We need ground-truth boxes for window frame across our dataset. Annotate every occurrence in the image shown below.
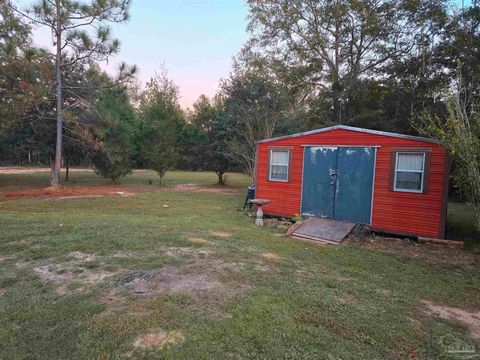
[393,151,426,193]
[268,148,291,182]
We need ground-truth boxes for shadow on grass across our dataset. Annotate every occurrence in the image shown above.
[446,202,479,250]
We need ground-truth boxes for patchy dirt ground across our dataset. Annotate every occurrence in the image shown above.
[261,252,282,262]
[0,167,92,174]
[23,245,256,318]
[107,247,252,317]
[133,329,184,350]
[163,247,215,257]
[187,237,214,245]
[27,251,114,295]
[0,180,237,200]
[172,183,239,195]
[422,300,480,340]
[360,236,480,268]
[115,266,223,295]
[0,185,140,200]
[1,168,478,358]
[209,231,232,238]
[0,255,13,262]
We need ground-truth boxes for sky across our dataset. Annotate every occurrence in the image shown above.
[20,0,250,109]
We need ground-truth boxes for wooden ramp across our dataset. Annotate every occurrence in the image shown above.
[289,217,356,245]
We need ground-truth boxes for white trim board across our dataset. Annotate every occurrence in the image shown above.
[257,125,440,145]
[301,145,382,148]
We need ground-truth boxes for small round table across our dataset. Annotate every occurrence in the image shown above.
[249,199,271,226]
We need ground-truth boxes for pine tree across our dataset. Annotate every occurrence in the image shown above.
[8,0,131,186]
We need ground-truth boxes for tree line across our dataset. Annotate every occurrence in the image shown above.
[0,0,479,223]
[0,0,238,185]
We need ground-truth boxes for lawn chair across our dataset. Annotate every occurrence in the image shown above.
[243,185,255,210]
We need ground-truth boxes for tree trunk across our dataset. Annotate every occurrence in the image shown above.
[333,0,342,124]
[217,171,225,185]
[332,80,343,124]
[159,170,166,186]
[65,158,69,181]
[51,0,63,187]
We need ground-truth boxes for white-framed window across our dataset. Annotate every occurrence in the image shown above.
[269,149,290,182]
[394,152,426,192]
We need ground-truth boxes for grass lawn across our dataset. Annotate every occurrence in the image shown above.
[0,169,479,359]
[446,201,480,249]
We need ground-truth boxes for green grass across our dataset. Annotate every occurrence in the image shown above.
[0,168,248,191]
[0,169,479,359]
[446,202,480,248]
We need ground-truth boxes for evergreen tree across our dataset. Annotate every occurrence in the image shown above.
[138,72,185,185]
[92,83,136,183]
[190,95,235,184]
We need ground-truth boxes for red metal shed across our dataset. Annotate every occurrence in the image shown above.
[255,125,450,239]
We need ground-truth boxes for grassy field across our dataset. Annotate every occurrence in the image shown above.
[0,169,479,359]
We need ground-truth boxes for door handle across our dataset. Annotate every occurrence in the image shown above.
[329,169,337,185]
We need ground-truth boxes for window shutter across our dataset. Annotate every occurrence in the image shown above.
[422,151,431,194]
[389,151,397,191]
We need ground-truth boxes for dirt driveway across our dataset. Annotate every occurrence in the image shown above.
[0,167,93,174]
[0,185,140,200]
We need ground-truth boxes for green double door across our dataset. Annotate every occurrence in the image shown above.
[301,146,375,224]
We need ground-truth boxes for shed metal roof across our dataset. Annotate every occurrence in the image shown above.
[256,125,440,144]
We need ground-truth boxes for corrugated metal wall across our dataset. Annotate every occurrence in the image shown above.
[256,128,448,238]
